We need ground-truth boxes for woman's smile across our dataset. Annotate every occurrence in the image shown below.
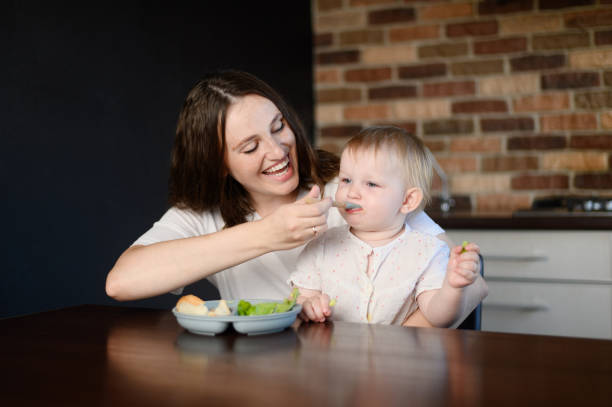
[263,156,291,177]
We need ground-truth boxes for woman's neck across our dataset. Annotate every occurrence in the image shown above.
[252,189,300,218]
[351,224,406,248]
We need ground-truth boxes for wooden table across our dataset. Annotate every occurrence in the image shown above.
[1,305,611,406]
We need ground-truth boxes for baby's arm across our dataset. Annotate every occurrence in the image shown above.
[417,243,481,327]
[295,287,331,323]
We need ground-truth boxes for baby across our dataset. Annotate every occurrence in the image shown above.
[289,126,482,327]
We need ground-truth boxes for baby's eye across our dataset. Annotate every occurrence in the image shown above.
[243,141,259,154]
[366,181,378,188]
[341,177,351,184]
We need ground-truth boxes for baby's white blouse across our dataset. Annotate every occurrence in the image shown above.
[131,180,445,301]
[288,224,449,325]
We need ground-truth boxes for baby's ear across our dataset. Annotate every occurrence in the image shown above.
[400,187,423,214]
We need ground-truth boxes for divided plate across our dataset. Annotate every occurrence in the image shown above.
[172,299,301,336]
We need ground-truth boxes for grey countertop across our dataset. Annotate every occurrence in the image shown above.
[430,210,612,230]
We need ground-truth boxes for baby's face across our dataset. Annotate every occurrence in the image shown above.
[336,147,409,233]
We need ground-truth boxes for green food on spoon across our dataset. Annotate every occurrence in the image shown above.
[460,240,469,253]
[237,288,299,316]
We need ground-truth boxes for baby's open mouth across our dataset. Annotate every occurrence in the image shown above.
[263,156,290,176]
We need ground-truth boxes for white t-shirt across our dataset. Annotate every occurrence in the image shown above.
[288,224,448,325]
[132,180,445,300]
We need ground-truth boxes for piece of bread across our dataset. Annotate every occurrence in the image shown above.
[176,294,209,316]
[208,299,231,317]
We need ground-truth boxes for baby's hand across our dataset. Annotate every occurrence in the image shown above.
[446,242,481,289]
[298,292,332,323]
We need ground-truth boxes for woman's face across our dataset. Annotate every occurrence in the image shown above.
[224,94,299,205]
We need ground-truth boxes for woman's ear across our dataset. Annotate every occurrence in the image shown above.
[400,187,423,214]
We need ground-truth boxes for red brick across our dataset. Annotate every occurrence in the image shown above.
[479,0,534,15]
[476,194,531,213]
[511,174,569,190]
[451,59,504,76]
[542,72,600,89]
[317,88,362,103]
[508,135,567,150]
[513,93,570,112]
[423,119,474,135]
[390,25,439,42]
[452,100,507,114]
[574,173,612,189]
[539,0,595,10]
[315,33,334,47]
[575,91,612,109]
[436,156,477,172]
[510,54,565,71]
[339,30,384,46]
[398,63,446,79]
[392,121,417,135]
[316,50,360,65]
[423,81,475,98]
[447,20,498,37]
[482,156,539,172]
[419,43,469,59]
[368,85,417,100]
[423,139,446,152]
[481,118,534,132]
[344,104,391,120]
[565,9,612,28]
[449,137,502,153]
[420,3,473,20]
[316,69,340,83]
[318,0,343,11]
[350,0,396,5]
[540,113,597,131]
[570,134,612,149]
[345,67,392,82]
[474,37,527,55]
[533,33,590,50]
[595,30,612,46]
[320,125,362,139]
[369,8,415,25]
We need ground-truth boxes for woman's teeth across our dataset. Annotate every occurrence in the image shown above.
[263,158,290,176]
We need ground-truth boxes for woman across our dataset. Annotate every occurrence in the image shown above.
[106,70,486,326]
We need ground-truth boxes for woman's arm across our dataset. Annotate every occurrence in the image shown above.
[107,220,271,301]
[106,189,332,301]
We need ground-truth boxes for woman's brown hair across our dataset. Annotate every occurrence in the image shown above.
[169,70,338,227]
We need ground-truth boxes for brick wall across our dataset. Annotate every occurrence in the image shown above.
[312,0,612,213]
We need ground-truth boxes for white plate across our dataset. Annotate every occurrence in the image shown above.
[172,299,301,336]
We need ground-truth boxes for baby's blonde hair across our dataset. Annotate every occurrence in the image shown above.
[343,126,434,210]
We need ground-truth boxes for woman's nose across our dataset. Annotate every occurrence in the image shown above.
[263,134,286,159]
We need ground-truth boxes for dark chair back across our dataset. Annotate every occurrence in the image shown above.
[457,253,484,331]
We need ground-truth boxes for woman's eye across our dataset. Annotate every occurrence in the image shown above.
[272,119,285,133]
[243,142,258,154]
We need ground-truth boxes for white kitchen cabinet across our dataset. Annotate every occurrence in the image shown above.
[447,230,612,339]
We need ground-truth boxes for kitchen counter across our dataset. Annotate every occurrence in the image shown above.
[430,210,612,230]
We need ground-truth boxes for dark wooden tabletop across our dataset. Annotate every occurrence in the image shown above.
[2,305,611,406]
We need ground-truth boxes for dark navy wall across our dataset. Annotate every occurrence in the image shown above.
[1,1,313,317]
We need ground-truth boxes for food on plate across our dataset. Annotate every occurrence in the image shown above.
[175,295,231,316]
[176,294,209,316]
[208,299,231,316]
[237,288,299,316]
